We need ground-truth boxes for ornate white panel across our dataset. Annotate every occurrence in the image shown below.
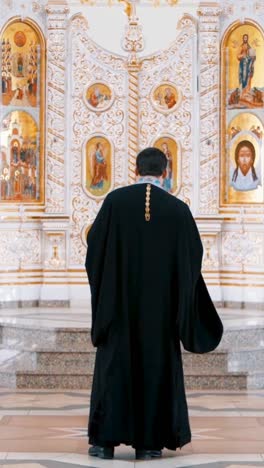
[0,229,41,267]
[69,14,127,266]
[221,230,264,267]
[201,234,220,270]
[43,231,67,270]
[138,18,197,206]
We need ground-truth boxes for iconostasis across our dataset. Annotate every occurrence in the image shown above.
[0,0,264,306]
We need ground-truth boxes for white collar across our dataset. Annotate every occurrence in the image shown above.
[135,175,166,191]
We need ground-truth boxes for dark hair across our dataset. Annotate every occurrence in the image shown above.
[136,147,167,176]
[232,140,257,182]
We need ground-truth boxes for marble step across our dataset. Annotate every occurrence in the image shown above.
[0,347,96,373]
[183,351,228,372]
[0,370,93,389]
[2,345,264,376]
[228,348,264,372]
[218,327,264,350]
[0,348,36,371]
[1,324,263,390]
[184,372,248,390]
[0,369,249,390]
[247,371,264,389]
[0,325,91,351]
[2,324,264,352]
[0,346,229,373]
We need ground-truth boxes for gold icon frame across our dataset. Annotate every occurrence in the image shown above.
[0,17,46,207]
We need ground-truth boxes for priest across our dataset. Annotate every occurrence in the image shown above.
[85,147,223,460]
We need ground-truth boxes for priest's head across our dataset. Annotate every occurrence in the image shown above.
[136,147,167,177]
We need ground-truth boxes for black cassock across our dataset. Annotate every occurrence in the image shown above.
[85,183,223,451]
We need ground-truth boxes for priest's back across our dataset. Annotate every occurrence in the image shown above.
[86,181,223,452]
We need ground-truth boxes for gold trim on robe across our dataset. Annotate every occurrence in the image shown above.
[145,183,151,221]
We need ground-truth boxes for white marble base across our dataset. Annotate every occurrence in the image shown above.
[69,285,91,305]
[0,285,40,303]
[40,285,70,301]
[1,282,264,309]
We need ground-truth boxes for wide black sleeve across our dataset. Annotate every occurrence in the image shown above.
[85,195,115,347]
[177,205,223,353]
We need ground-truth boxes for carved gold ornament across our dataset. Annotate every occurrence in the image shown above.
[80,0,179,6]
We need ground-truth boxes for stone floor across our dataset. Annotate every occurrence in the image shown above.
[0,307,263,466]
[0,388,263,466]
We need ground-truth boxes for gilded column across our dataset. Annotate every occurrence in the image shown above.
[121,3,144,184]
[127,65,140,183]
[45,0,69,213]
[197,3,221,215]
